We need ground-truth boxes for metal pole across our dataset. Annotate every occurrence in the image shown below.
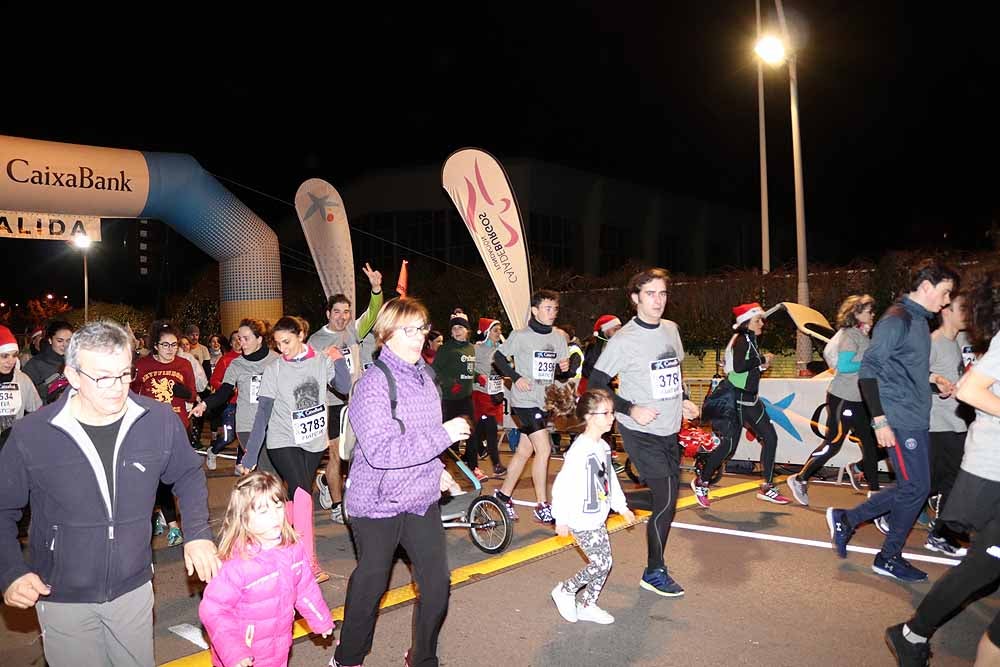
[757,0,770,275]
[775,0,811,371]
[83,251,89,323]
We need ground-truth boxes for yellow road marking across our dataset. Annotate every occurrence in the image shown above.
[160,476,774,666]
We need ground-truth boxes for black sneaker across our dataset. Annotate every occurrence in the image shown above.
[873,554,928,582]
[884,623,930,666]
[826,508,854,558]
[493,463,508,477]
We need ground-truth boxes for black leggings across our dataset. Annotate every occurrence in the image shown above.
[799,395,881,488]
[442,397,473,458]
[335,505,450,666]
[910,512,1000,641]
[645,474,679,571]
[701,395,778,485]
[267,447,325,500]
[470,414,501,469]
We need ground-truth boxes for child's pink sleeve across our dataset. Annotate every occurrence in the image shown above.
[199,561,251,667]
[292,542,334,635]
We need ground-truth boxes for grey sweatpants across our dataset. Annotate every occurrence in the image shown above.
[560,526,613,607]
[36,581,154,667]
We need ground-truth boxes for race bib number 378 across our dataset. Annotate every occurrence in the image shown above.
[292,404,326,445]
[650,358,681,401]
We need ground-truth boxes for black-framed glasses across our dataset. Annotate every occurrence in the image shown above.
[156,342,179,349]
[76,367,137,389]
[398,324,432,337]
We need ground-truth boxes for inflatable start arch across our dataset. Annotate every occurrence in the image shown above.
[0,135,282,333]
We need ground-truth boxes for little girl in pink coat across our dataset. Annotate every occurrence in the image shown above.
[200,472,334,667]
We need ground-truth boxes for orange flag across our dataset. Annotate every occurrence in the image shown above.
[396,259,409,297]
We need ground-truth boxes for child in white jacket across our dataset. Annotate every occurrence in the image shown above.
[550,389,635,625]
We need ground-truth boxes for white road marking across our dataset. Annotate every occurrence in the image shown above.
[168,623,209,649]
[671,521,961,567]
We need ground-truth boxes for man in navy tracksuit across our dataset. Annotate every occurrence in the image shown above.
[827,262,959,582]
[0,321,219,666]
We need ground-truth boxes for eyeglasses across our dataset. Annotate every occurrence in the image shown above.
[75,367,137,389]
[398,324,432,337]
[157,342,179,349]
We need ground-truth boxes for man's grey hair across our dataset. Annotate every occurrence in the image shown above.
[65,321,134,369]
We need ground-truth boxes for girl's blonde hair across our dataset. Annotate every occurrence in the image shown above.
[373,297,431,350]
[217,471,298,560]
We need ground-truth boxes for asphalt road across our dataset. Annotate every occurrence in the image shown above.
[1,450,996,666]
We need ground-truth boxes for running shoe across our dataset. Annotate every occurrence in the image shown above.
[756,484,790,505]
[639,567,685,597]
[330,504,346,525]
[612,461,626,475]
[551,584,578,622]
[690,477,711,509]
[576,604,614,624]
[837,461,864,491]
[826,508,854,558]
[924,534,967,557]
[493,463,507,477]
[874,514,891,536]
[884,623,931,667]
[787,473,809,506]
[316,472,333,510]
[473,467,489,482]
[873,554,928,582]
[205,451,217,471]
[234,464,246,477]
[533,502,555,524]
[494,490,518,521]
[153,510,166,536]
[166,526,184,547]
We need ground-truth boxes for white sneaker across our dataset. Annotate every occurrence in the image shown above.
[330,504,346,525]
[205,451,217,471]
[576,603,614,624]
[551,584,577,622]
[317,472,333,510]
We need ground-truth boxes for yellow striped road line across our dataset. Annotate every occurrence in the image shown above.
[160,476,775,666]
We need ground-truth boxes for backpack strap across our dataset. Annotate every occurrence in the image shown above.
[372,358,405,434]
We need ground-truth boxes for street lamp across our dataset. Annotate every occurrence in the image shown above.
[73,235,92,322]
[755,0,812,372]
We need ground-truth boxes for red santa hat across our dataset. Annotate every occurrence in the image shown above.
[0,325,18,354]
[593,314,622,336]
[732,302,766,329]
[477,317,501,336]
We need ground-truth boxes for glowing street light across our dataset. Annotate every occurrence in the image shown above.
[46,294,53,300]
[754,35,786,65]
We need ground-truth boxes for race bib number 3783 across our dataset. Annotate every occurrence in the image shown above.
[292,404,326,445]
[650,358,681,401]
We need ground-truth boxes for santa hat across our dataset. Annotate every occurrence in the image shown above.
[593,315,621,336]
[477,317,501,336]
[732,302,766,329]
[29,328,44,341]
[0,325,18,354]
[448,313,470,330]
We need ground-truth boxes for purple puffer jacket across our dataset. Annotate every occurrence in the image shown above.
[345,345,452,518]
[199,540,333,667]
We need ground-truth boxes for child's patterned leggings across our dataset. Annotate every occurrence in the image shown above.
[560,526,612,607]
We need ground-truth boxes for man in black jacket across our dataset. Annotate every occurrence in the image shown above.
[0,320,219,666]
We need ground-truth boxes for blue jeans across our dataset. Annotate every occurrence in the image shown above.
[845,428,930,559]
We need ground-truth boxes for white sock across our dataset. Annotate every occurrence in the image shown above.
[902,624,928,644]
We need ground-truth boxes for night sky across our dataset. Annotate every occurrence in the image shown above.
[3,2,998,306]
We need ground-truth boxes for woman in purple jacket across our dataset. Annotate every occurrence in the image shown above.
[333,298,470,667]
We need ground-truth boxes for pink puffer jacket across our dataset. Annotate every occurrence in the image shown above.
[199,540,333,667]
